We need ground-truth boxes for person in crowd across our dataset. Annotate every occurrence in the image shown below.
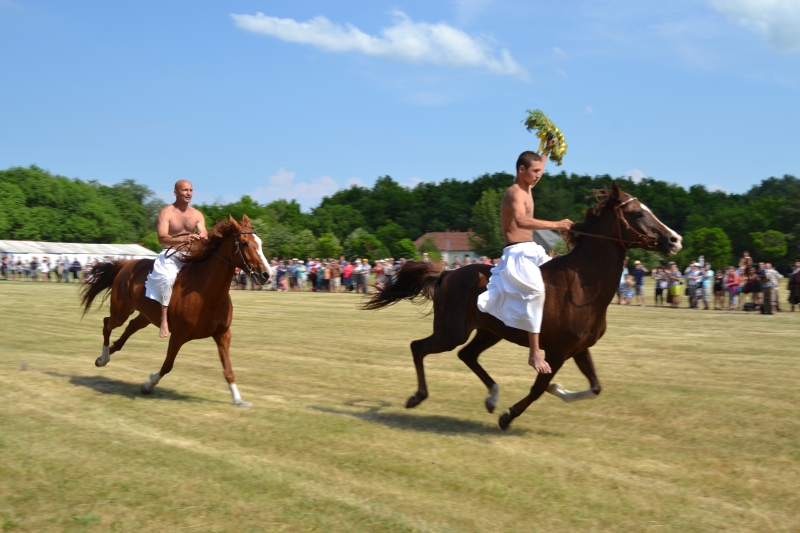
[29,257,39,282]
[462,255,472,267]
[70,257,82,282]
[725,266,740,311]
[361,258,372,293]
[622,274,635,305]
[296,260,307,291]
[631,260,649,306]
[756,262,773,315]
[62,256,71,282]
[653,267,668,306]
[274,261,287,292]
[788,262,800,311]
[701,262,714,310]
[617,256,630,305]
[39,256,51,282]
[288,259,297,291]
[668,262,683,308]
[343,260,353,291]
[686,262,702,309]
[321,260,331,292]
[330,259,342,293]
[765,263,783,312]
[452,256,462,269]
[1,255,8,280]
[713,268,726,310]
[422,252,430,263]
[307,260,318,292]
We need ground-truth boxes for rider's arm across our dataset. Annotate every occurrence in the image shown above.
[510,191,572,232]
[194,211,209,241]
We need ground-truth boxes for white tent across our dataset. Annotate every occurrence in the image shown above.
[0,240,156,267]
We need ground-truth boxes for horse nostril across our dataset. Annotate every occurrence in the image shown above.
[669,237,678,243]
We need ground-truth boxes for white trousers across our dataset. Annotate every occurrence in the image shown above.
[145,249,185,306]
[477,242,550,333]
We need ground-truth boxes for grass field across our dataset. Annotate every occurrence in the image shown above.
[1,281,799,532]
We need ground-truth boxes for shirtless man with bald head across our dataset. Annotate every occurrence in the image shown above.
[145,180,208,337]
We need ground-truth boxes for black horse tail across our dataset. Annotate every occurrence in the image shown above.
[361,261,447,311]
[79,261,125,316]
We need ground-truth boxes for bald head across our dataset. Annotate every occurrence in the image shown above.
[173,180,194,206]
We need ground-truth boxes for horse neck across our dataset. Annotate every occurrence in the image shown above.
[189,236,237,295]
[570,212,628,297]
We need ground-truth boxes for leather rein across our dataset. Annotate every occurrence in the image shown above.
[164,230,261,279]
[566,197,658,251]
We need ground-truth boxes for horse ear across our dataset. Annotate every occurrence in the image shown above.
[611,180,623,199]
[242,214,252,228]
[229,215,242,231]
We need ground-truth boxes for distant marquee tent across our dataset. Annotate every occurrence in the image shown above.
[0,240,157,264]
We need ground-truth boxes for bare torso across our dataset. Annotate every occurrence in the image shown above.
[501,184,535,245]
[157,204,207,248]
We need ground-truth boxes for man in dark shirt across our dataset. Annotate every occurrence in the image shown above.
[632,260,649,306]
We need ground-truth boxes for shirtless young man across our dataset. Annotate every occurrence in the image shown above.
[477,151,573,374]
[145,180,207,337]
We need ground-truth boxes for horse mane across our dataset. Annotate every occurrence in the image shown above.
[563,189,616,248]
[180,217,251,265]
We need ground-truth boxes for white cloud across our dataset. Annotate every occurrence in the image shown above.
[553,46,568,59]
[708,183,731,193]
[231,11,526,77]
[624,169,645,183]
[707,0,800,51]
[248,167,340,207]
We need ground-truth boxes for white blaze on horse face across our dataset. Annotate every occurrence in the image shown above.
[252,234,270,273]
[640,202,682,252]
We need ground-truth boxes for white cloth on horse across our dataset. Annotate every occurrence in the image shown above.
[145,248,185,306]
[477,241,551,333]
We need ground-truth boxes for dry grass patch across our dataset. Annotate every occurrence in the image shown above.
[0,282,798,532]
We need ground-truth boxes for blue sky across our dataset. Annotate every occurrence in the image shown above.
[1,0,798,208]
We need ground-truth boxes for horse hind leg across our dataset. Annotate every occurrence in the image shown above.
[109,313,150,356]
[141,335,184,395]
[406,334,462,409]
[499,356,564,430]
[456,329,502,413]
[547,349,602,403]
[96,315,125,367]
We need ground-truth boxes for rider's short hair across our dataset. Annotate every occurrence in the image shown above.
[516,151,543,172]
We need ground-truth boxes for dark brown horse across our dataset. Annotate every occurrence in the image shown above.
[80,215,272,406]
[363,182,682,429]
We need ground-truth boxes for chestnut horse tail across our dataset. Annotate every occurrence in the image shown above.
[361,261,446,311]
[80,261,126,316]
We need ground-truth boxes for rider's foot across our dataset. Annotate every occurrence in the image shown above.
[159,320,170,338]
[528,349,552,374]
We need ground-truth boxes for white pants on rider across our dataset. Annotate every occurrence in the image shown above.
[477,241,550,333]
[145,249,185,306]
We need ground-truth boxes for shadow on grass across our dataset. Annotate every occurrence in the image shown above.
[43,371,212,403]
[308,399,531,435]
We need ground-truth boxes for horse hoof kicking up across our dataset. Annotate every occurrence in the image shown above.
[233,399,253,408]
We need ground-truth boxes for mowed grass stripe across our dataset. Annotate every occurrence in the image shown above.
[1,282,798,532]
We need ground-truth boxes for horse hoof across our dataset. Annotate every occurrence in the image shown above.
[405,394,425,409]
[498,411,512,431]
[141,383,153,395]
[485,397,496,414]
[233,399,252,408]
[95,357,107,367]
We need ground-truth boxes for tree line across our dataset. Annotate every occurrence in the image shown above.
[2,165,798,271]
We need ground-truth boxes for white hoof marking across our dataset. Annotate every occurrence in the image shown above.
[485,383,500,411]
[546,383,598,403]
[95,345,111,367]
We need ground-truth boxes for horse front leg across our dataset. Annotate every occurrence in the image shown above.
[213,328,250,407]
[141,335,184,395]
[498,357,564,430]
[547,349,602,403]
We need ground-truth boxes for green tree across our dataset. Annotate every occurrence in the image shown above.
[684,228,733,269]
[316,233,343,259]
[394,238,418,259]
[417,237,441,262]
[291,229,317,259]
[350,232,385,261]
[469,189,504,259]
[750,230,787,262]
[141,231,161,253]
[375,221,408,257]
[262,225,293,258]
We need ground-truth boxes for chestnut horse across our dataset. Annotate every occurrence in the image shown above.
[80,215,272,406]
[363,182,682,429]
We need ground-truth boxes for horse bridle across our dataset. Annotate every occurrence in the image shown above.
[567,197,658,250]
[213,230,260,279]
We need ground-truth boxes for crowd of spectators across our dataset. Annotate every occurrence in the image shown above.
[616,252,800,314]
[0,255,97,283]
